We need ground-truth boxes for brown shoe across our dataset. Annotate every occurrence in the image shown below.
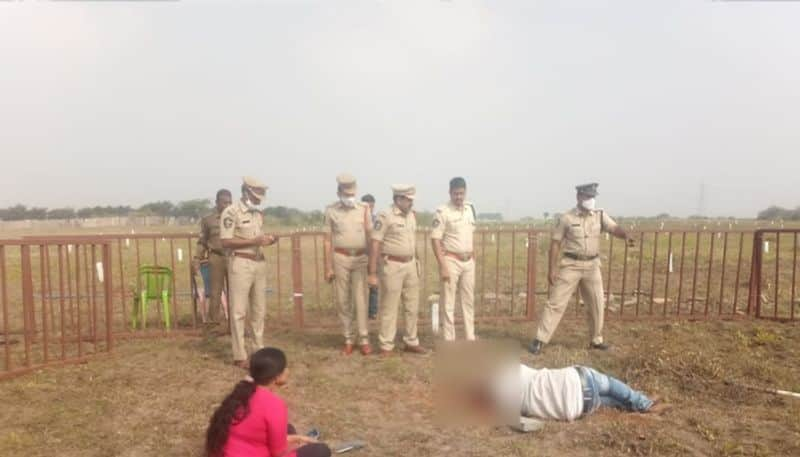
[233,360,249,370]
[342,343,354,355]
[403,344,427,355]
[360,344,372,356]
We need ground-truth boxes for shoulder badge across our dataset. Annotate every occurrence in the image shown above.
[374,219,383,231]
[432,218,441,228]
[223,217,234,229]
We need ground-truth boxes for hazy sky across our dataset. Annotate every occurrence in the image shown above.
[1,0,799,219]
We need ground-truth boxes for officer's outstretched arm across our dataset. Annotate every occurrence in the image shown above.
[431,239,449,281]
[611,225,630,240]
[367,240,382,287]
[323,235,334,281]
[368,240,382,275]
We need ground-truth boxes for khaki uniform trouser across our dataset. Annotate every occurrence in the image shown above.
[536,258,605,345]
[333,252,369,345]
[440,256,476,341]
[207,253,228,323]
[228,256,267,361]
[378,258,420,351]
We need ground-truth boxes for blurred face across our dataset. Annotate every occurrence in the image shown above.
[216,194,232,213]
[274,367,289,387]
[246,187,265,205]
[395,195,413,213]
[337,188,357,199]
[450,187,466,208]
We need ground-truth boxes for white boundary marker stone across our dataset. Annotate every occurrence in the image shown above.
[431,302,439,334]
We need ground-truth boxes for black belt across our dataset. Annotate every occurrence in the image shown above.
[384,255,414,263]
[233,252,264,261]
[564,252,598,261]
[574,366,593,415]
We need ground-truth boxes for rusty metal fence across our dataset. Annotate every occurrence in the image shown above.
[2,228,798,380]
[749,229,800,321]
[0,238,114,380]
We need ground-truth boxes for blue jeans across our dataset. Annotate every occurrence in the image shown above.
[578,366,653,413]
[199,263,211,298]
[368,287,379,318]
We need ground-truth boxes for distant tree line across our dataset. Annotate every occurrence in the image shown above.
[0,201,213,221]
[1,201,433,227]
[757,206,800,221]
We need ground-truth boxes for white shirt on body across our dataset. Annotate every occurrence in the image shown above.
[493,364,584,422]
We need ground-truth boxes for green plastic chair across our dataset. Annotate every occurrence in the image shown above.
[131,265,173,330]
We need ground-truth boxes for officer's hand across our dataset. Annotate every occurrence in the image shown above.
[548,270,558,286]
[260,235,276,246]
[439,266,450,282]
[367,274,378,288]
[325,270,335,283]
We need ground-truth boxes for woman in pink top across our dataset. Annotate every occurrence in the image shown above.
[206,348,331,457]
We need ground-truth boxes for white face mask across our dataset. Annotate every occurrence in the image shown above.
[244,198,262,211]
[580,198,596,211]
[340,196,357,208]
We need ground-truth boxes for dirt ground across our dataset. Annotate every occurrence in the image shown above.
[1,317,799,457]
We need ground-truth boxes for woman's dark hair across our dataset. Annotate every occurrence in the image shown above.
[205,348,288,457]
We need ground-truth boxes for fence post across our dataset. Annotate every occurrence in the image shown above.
[525,232,538,320]
[21,245,34,366]
[291,234,305,328]
[748,231,763,317]
[103,243,114,352]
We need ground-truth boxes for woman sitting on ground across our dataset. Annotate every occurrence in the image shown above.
[205,347,331,457]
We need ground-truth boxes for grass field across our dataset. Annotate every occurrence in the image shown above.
[1,318,799,456]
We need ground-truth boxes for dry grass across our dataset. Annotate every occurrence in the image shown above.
[1,317,799,457]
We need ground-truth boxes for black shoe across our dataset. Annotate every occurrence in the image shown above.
[589,342,610,351]
[527,339,544,355]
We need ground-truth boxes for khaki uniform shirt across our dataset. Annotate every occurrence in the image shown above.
[371,205,417,257]
[219,199,265,256]
[323,201,371,250]
[196,211,224,259]
[553,207,618,257]
[430,201,476,254]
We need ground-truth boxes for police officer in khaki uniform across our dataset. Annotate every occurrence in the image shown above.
[529,183,632,355]
[323,174,373,356]
[193,189,232,332]
[220,177,277,369]
[367,185,426,356]
[431,177,477,341]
